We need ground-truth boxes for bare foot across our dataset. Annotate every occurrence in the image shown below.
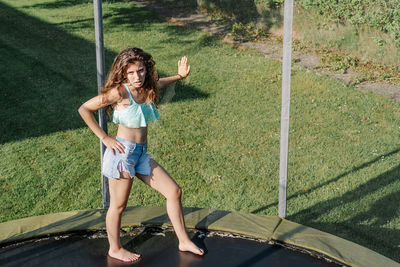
[179,241,204,256]
[108,248,141,262]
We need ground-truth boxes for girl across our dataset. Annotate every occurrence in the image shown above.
[78,47,204,262]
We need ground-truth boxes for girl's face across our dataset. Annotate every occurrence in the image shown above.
[125,61,146,89]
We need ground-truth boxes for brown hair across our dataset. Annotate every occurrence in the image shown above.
[101,47,159,117]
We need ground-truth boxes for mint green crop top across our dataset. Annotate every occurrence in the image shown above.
[112,82,160,128]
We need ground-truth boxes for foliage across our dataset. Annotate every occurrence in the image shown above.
[197,0,259,22]
[231,22,268,42]
[320,53,359,74]
[300,0,400,46]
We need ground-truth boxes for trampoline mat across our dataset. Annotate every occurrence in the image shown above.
[0,227,341,267]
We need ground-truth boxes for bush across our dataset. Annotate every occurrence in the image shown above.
[300,0,400,46]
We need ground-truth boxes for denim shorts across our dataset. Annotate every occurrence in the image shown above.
[102,137,151,178]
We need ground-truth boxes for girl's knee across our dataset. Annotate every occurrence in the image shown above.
[108,204,127,214]
[167,185,182,200]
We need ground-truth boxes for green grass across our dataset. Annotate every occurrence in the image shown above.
[0,0,399,262]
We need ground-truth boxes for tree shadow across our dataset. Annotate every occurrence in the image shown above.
[153,0,283,30]
[25,0,128,9]
[182,0,260,23]
[0,2,208,144]
[0,2,100,144]
[105,5,162,29]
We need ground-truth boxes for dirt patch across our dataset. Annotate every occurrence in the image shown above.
[240,42,282,60]
[132,0,400,102]
[357,82,400,101]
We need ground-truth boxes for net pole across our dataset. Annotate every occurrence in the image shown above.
[93,0,109,209]
[279,0,294,218]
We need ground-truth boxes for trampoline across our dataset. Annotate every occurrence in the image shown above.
[0,207,398,267]
[1,2,399,267]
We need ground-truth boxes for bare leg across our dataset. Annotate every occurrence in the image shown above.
[136,158,204,255]
[106,174,141,262]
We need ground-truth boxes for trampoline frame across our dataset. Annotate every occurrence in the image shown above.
[0,207,398,267]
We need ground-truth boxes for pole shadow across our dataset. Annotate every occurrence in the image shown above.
[288,163,400,262]
[252,147,400,214]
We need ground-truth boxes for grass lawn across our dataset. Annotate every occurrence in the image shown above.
[0,0,399,262]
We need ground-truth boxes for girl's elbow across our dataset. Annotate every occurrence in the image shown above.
[78,105,89,117]
[78,105,84,114]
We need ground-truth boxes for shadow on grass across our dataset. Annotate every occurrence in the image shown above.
[0,2,208,144]
[252,147,400,261]
[154,0,259,23]
[252,147,400,214]
[152,0,283,29]
[287,162,400,262]
[24,0,127,9]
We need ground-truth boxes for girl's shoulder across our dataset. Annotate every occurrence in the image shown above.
[108,84,132,108]
[106,84,126,102]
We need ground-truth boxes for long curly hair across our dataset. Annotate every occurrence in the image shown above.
[101,47,159,117]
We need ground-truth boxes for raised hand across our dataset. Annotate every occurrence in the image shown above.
[178,56,191,79]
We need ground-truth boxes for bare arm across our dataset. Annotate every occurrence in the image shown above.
[78,88,125,154]
[158,56,191,89]
[78,95,109,140]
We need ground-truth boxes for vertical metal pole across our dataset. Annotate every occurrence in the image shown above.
[93,0,109,209]
[279,0,294,218]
